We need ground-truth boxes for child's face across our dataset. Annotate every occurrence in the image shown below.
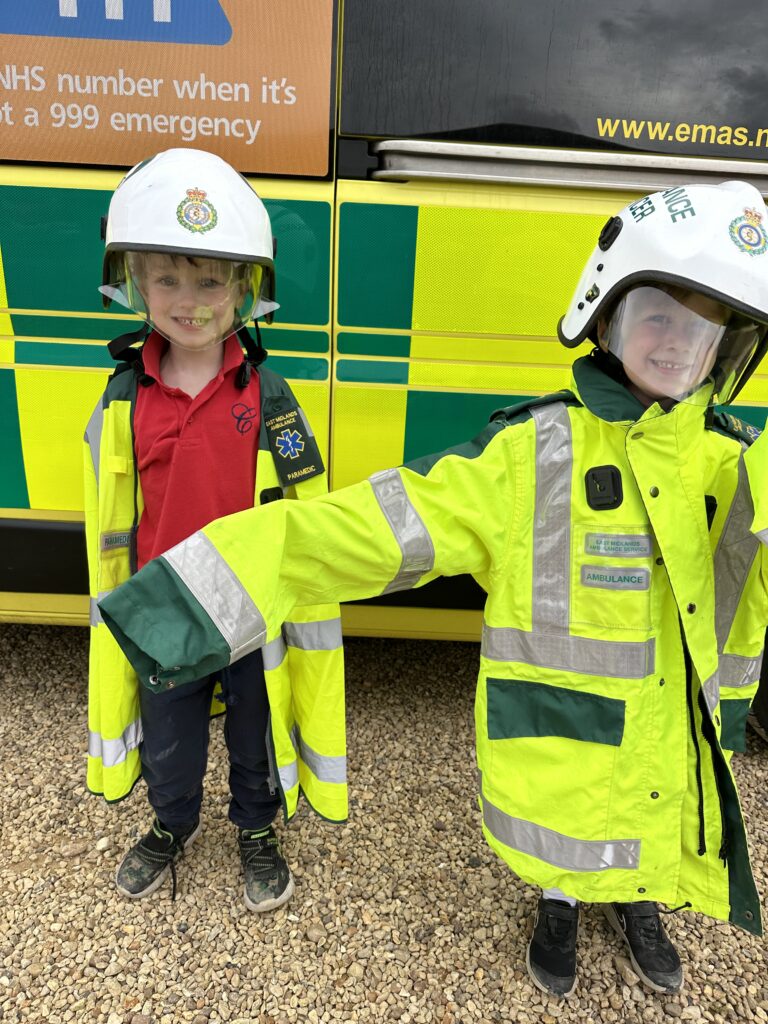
[599,286,729,404]
[137,253,244,351]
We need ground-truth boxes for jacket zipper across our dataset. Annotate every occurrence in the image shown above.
[681,623,707,856]
[697,688,730,865]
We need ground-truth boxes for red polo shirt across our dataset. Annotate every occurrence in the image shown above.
[134,332,260,569]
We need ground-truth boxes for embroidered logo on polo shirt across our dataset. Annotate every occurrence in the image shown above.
[231,403,257,435]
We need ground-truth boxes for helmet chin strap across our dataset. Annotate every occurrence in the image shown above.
[235,322,268,388]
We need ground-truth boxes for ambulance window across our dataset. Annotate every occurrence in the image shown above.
[341,0,766,160]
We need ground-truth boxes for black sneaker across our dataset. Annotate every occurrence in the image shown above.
[238,825,295,912]
[526,897,579,998]
[603,902,683,993]
[115,818,200,900]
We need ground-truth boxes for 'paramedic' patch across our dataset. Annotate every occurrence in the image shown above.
[581,565,650,590]
[264,404,324,486]
[100,530,132,552]
[584,533,652,557]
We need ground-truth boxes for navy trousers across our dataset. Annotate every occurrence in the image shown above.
[138,648,281,833]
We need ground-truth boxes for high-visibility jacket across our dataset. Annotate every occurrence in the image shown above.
[99,355,767,934]
[84,357,347,822]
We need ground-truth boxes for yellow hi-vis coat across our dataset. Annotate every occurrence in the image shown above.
[84,359,347,822]
[100,356,767,933]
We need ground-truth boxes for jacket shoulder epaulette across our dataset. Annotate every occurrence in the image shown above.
[257,363,293,399]
[405,392,581,478]
[710,410,762,447]
[102,360,139,405]
[490,389,582,428]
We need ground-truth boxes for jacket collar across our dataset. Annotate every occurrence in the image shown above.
[570,353,710,429]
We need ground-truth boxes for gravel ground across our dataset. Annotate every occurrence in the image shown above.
[1,623,767,1024]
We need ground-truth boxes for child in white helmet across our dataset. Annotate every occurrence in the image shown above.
[99,180,768,995]
[84,148,346,909]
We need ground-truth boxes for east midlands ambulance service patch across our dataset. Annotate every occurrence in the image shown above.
[177,187,218,233]
[729,207,768,256]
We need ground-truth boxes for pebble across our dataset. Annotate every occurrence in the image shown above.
[1,628,767,1024]
[613,955,639,987]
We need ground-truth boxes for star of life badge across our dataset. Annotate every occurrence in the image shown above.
[177,187,218,234]
[264,396,324,486]
[729,207,768,256]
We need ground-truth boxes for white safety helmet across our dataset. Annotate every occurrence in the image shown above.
[100,148,278,346]
[558,180,768,405]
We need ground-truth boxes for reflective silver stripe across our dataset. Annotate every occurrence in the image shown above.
[84,401,104,485]
[297,406,315,437]
[482,793,640,872]
[89,589,114,627]
[88,718,142,769]
[720,652,762,689]
[262,634,287,671]
[369,468,435,594]
[263,620,342,670]
[483,403,655,679]
[284,618,343,651]
[710,455,760,710]
[755,527,768,547]
[162,532,267,661]
[531,405,572,634]
[293,725,347,785]
[482,624,655,680]
[278,761,299,792]
[702,673,719,716]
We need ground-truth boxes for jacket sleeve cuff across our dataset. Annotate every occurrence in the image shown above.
[98,557,232,692]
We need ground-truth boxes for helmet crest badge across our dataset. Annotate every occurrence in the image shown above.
[176,187,218,233]
[729,207,768,256]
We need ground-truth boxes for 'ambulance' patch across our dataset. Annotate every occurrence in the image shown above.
[584,533,652,557]
[264,402,324,486]
[581,565,650,590]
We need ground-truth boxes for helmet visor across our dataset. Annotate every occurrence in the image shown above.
[100,251,278,349]
[601,285,764,406]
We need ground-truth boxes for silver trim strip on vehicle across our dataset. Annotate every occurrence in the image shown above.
[372,140,768,194]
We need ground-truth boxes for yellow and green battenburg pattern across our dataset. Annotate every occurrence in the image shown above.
[0,168,334,514]
[331,179,768,490]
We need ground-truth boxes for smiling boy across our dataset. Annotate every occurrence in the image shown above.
[84,148,346,908]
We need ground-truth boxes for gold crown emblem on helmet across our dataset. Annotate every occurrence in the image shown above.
[185,187,207,202]
[743,207,763,226]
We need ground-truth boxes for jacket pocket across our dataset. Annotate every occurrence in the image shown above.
[487,678,625,746]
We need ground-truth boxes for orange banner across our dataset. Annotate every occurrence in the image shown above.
[0,0,334,176]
